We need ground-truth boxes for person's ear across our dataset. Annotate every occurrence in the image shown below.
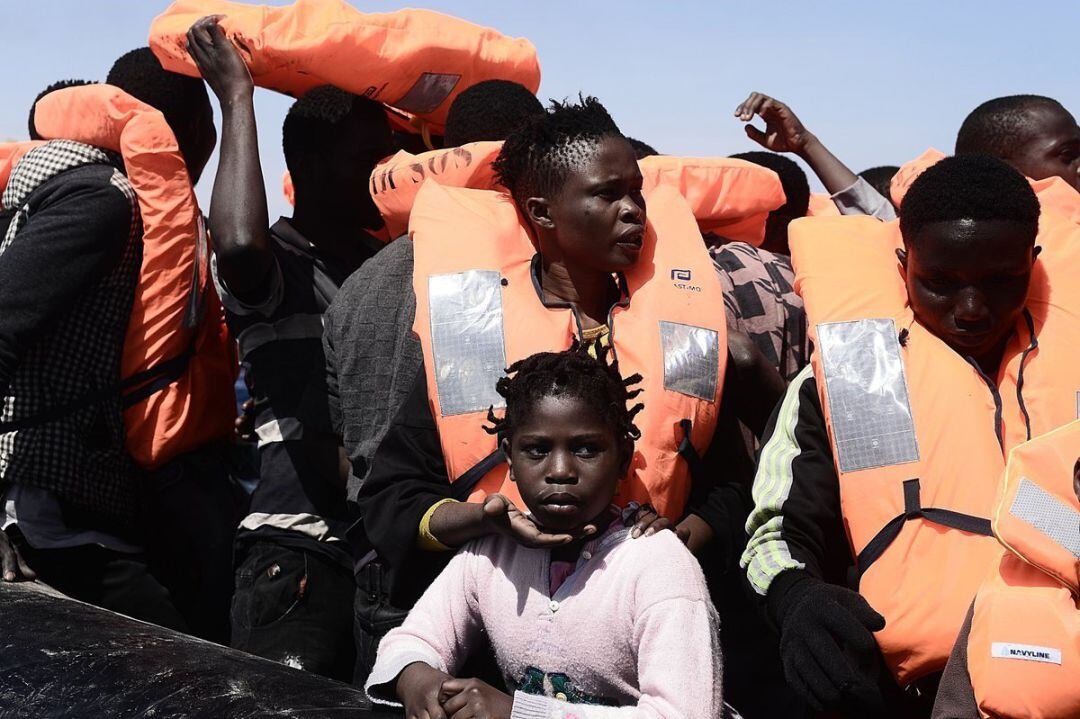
[501,436,514,482]
[895,246,908,267]
[1033,244,1043,261]
[525,196,555,232]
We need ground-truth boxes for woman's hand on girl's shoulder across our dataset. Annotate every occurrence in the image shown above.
[396,662,453,719]
[439,678,513,719]
[481,494,596,548]
[628,503,696,545]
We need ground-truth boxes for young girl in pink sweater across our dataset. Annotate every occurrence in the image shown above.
[365,346,725,718]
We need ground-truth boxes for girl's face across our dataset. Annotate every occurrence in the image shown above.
[527,136,646,274]
[503,394,629,533]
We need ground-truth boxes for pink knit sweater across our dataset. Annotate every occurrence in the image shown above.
[366,525,724,718]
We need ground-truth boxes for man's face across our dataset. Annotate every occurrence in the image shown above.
[296,105,393,222]
[901,218,1037,369]
[534,136,647,274]
[1009,104,1080,192]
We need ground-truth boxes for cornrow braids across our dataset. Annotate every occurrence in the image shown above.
[492,95,626,209]
[484,341,644,456]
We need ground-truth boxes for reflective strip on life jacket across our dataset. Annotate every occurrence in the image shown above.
[370,141,786,245]
[149,0,541,135]
[968,421,1080,719]
[410,181,726,519]
[33,84,236,469]
[993,420,1080,594]
[789,213,1079,685]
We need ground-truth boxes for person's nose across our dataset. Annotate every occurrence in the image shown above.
[545,450,578,484]
[619,194,645,225]
[953,287,990,327]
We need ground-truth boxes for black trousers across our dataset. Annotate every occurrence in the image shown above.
[144,441,248,645]
[230,540,357,682]
[10,529,188,632]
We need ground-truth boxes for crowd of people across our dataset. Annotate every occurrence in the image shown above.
[1,4,1078,719]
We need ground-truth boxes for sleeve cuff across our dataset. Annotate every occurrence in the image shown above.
[417,498,460,551]
[210,251,283,317]
[511,691,557,719]
[765,568,813,630]
[364,652,445,706]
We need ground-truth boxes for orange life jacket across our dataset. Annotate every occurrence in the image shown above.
[149,0,541,136]
[967,420,1080,719]
[410,181,726,519]
[806,192,841,217]
[789,214,1080,685]
[33,84,237,469]
[371,141,785,244]
[891,148,1080,226]
[0,142,45,205]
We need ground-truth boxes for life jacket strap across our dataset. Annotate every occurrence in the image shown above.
[855,478,992,583]
[449,447,507,502]
[0,343,195,434]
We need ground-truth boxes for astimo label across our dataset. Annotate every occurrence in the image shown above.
[991,642,1062,665]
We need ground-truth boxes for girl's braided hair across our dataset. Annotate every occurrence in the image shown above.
[485,341,644,453]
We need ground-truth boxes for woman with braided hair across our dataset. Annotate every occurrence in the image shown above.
[354,96,775,710]
[366,345,726,718]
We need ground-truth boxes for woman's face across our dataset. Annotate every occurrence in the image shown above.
[503,394,628,533]
[529,136,646,274]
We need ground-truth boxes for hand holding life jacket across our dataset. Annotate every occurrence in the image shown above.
[33,84,236,469]
[149,0,541,136]
[410,181,726,519]
[788,214,1079,685]
[968,421,1080,719]
[368,141,785,244]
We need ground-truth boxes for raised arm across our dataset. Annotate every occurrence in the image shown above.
[187,15,273,300]
[734,91,859,195]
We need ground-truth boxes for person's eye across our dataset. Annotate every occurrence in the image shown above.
[522,444,548,459]
[986,275,1027,289]
[574,444,602,458]
[922,277,956,293]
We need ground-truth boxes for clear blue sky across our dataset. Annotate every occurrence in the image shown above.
[3,1,1079,220]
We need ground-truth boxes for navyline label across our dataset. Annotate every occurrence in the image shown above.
[991,642,1062,665]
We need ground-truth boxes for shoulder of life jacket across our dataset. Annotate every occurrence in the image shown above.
[149,0,541,137]
[806,192,841,217]
[892,147,1080,227]
[367,141,786,245]
[787,214,1080,686]
[32,84,236,469]
[408,180,727,520]
[968,420,1080,719]
[0,142,46,207]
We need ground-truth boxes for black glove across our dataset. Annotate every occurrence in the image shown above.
[769,570,888,713]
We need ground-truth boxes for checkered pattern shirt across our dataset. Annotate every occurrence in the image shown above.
[0,140,141,525]
[710,242,809,380]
